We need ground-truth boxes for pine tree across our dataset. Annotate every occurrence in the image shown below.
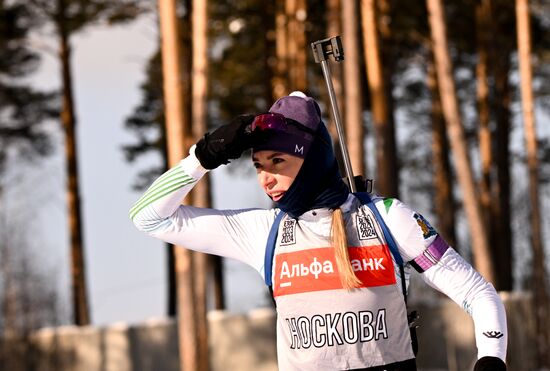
[29,0,147,325]
[0,1,57,172]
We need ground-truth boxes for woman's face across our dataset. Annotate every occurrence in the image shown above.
[252,150,304,202]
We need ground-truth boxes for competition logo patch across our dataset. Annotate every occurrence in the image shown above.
[413,213,436,239]
[273,245,396,296]
[280,219,297,246]
[356,214,378,240]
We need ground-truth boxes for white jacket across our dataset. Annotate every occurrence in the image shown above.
[130,150,507,368]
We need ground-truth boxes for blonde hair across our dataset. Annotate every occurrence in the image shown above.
[331,208,362,290]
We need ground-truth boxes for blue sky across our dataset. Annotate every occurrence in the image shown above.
[26,15,272,326]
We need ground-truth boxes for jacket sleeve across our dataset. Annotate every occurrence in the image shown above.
[376,197,507,362]
[129,147,275,275]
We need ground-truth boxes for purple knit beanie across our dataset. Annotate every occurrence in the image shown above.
[252,91,322,158]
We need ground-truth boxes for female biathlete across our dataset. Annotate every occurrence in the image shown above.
[130,92,507,371]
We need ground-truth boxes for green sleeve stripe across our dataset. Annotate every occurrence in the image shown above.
[130,177,197,220]
[132,167,190,206]
[135,174,193,211]
[142,167,189,195]
[130,176,193,217]
[142,164,182,187]
[136,173,191,205]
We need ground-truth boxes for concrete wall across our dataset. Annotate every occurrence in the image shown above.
[0,293,537,371]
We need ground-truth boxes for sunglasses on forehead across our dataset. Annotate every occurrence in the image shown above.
[251,112,317,136]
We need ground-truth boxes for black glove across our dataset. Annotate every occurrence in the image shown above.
[474,356,506,371]
[195,114,259,169]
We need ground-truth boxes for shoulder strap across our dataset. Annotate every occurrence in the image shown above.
[353,192,407,300]
[264,210,286,286]
[353,192,403,266]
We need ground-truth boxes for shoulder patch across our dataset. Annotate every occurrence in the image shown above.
[383,198,394,213]
[413,213,437,239]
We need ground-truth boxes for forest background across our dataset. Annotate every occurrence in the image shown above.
[1,0,549,368]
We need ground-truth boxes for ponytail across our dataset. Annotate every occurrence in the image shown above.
[331,208,362,290]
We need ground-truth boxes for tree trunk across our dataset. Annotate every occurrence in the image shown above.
[57,0,90,325]
[375,0,399,197]
[158,0,199,369]
[273,0,307,97]
[426,0,495,283]
[427,59,457,250]
[342,0,365,177]
[477,0,513,292]
[492,68,513,290]
[191,0,210,367]
[210,256,225,310]
[166,0,195,317]
[361,0,395,195]
[515,0,550,366]
[0,230,17,336]
[475,0,493,243]
[491,1,513,292]
[166,243,177,317]
[286,0,307,92]
[273,1,289,97]
[263,1,276,108]
[326,0,343,142]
